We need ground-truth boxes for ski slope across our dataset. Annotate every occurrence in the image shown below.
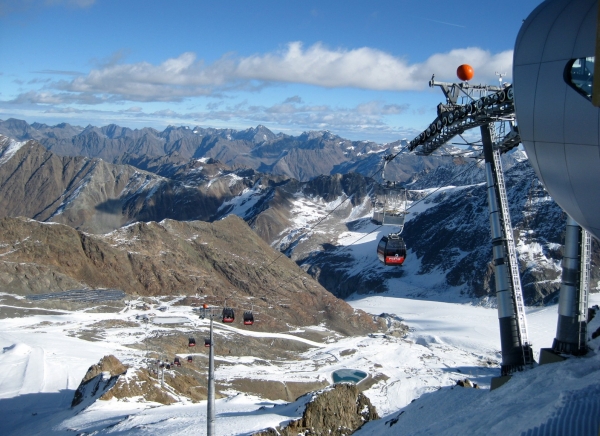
[0,291,598,435]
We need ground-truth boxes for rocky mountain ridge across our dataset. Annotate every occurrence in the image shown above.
[1,125,598,307]
[251,151,599,306]
[0,118,461,183]
[0,135,268,233]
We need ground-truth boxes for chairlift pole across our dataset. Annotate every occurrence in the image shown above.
[160,354,164,388]
[199,302,251,433]
[143,317,149,364]
[206,308,216,436]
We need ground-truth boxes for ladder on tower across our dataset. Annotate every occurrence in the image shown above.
[579,229,591,349]
[492,147,531,355]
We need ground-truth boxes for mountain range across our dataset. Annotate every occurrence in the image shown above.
[0,119,598,310]
[0,117,463,183]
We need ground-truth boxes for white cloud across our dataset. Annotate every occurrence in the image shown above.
[420,47,513,83]
[235,42,417,90]
[283,95,303,104]
[355,101,408,115]
[65,99,408,133]
[123,106,143,113]
[234,43,512,89]
[9,90,107,105]
[57,52,220,101]
[150,109,181,117]
[11,43,513,104]
[155,99,411,133]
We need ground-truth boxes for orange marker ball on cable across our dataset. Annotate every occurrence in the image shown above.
[456,64,474,81]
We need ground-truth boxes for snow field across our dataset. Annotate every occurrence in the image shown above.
[355,297,600,436]
[0,292,598,435]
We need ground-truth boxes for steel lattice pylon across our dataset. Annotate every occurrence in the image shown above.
[408,81,520,157]
[405,78,532,375]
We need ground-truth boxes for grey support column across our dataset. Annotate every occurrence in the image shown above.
[482,124,532,375]
[207,314,215,436]
[553,215,590,355]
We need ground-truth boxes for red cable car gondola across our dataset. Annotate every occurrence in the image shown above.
[243,311,254,325]
[188,337,196,347]
[377,233,407,266]
[174,357,181,367]
[187,355,193,363]
[222,307,235,323]
[204,337,211,347]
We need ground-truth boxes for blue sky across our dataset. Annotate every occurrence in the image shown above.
[0,0,540,143]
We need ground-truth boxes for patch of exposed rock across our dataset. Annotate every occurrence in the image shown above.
[71,355,128,407]
[254,383,378,436]
[72,355,222,406]
[80,354,127,383]
[456,378,480,389]
[100,368,177,404]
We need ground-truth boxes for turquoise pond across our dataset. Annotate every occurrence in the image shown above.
[331,369,368,384]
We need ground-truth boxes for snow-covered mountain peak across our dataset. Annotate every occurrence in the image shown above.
[0,136,27,165]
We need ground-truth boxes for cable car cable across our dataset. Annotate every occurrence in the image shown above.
[259,193,355,273]
[262,142,416,273]
[268,158,483,294]
[184,152,483,323]
[332,158,483,256]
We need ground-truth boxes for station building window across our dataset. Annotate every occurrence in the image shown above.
[564,56,594,101]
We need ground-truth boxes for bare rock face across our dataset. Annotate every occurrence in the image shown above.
[456,378,479,389]
[81,355,128,383]
[255,384,379,436]
[0,135,255,234]
[100,368,176,405]
[71,355,128,407]
[72,356,211,407]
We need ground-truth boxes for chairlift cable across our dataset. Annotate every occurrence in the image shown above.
[368,143,412,181]
[336,157,482,254]
[225,146,483,298]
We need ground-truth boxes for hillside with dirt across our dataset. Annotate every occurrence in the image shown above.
[0,215,378,336]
